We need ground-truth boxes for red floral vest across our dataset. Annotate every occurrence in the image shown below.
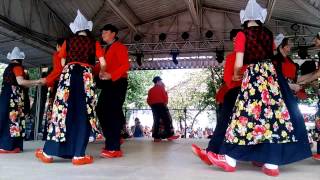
[66,36,96,65]
[243,26,274,64]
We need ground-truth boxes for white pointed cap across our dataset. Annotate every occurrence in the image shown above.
[7,47,25,60]
[275,33,285,48]
[69,9,93,34]
[240,0,267,24]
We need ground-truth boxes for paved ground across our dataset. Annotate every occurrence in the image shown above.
[0,138,319,180]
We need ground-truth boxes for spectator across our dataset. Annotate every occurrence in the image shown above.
[131,118,144,138]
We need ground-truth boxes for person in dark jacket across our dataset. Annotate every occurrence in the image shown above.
[0,47,40,153]
[147,76,179,142]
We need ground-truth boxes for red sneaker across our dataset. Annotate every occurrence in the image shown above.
[154,139,162,142]
[35,148,53,163]
[252,161,264,167]
[0,148,21,154]
[312,154,320,161]
[262,166,280,177]
[72,155,94,165]
[191,144,212,165]
[167,135,180,141]
[100,150,123,158]
[207,152,236,172]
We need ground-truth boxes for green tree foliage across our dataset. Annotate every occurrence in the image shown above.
[168,67,224,129]
[26,68,40,97]
[125,70,161,108]
[299,82,319,106]
[0,63,7,86]
[205,67,224,109]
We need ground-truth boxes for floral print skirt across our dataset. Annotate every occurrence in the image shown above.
[0,84,25,151]
[220,61,311,165]
[314,102,320,153]
[315,116,320,139]
[44,64,98,158]
[41,82,58,140]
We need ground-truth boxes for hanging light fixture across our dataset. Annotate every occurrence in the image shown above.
[216,47,225,63]
[133,50,144,66]
[205,30,213,39]
[181,32,190,41]
[170,49,180,65]
[159,33,167,41]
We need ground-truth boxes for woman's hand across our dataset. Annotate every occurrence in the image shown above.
[99,71,111,80]
[289,83,301,93]
[39,78,47,85]
[232,72,243,81]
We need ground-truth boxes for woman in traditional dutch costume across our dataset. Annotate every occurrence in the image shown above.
[39,38,65,140]
[272,34,313,100]
[275,33,320,161]
[273,34,301,92]
[35,10,106,165]
[314,91,320,160]
[309,33,320,161]
[0,47,40,153]
[191,29,244,165]
[207,0,311,176]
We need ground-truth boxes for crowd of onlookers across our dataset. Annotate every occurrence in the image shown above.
[127,118,214,139]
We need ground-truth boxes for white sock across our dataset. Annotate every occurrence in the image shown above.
[225,155,237,167]
[89,136,95,142]
[264,163,278,169]
[73,156,84,159]
[43,152,52,158]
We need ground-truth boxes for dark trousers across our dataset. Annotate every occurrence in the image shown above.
[317,141,320,154]
[151,104,174,139]
[97,78,128,151]
[207,87,240,153]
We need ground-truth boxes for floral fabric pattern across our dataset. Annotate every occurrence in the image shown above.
[42,87,55,132]
[225,62,296,145]
[47,64,99,142]
[314,112,320,141]
[8,85,25,137]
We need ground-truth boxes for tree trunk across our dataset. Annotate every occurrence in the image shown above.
[190,105,208,130]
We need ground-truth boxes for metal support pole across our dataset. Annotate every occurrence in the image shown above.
[34,67,42,140]
[184,107,187,139]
